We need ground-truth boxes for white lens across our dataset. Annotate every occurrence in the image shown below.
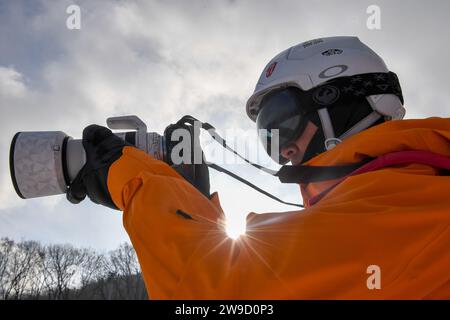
[10,131,70,199]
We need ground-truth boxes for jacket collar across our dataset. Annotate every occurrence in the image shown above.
[299,117,450,206]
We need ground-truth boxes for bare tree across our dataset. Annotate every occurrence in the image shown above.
[0,238,14,299]
[72,249,107,299]
[1,240,43,299]
[26,244,46,299]
[104,243,147,299]
[41,244,87,300]
[0,239,147,300]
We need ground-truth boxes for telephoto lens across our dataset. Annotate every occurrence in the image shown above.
[9,115,166,199]
[10,131,74,199]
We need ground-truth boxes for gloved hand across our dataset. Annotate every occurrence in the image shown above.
[164,121,211,198]
[66,124,131,210]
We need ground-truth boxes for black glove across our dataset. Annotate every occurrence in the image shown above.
[66,124,130,210]
[164,121,211,198]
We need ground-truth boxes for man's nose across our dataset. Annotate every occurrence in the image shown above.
[280,144,300,160]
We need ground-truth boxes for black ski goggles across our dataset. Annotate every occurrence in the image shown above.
[256,87,309,164]
[255,72,404,164]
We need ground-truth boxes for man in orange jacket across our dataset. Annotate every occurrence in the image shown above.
[67,36,450,299]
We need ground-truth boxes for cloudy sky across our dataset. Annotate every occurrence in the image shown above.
[1,0,450,250]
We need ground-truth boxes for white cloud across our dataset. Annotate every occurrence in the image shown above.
[0,66,26,98]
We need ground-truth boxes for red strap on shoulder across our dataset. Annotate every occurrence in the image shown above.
[308,150,450,206]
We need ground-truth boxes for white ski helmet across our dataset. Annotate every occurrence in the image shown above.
[246,36,405,157]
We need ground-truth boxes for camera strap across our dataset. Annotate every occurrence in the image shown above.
[206,162,304,208]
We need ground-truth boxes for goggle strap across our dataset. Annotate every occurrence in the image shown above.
[299,72,404,115]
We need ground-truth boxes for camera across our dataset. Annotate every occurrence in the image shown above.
[10,115,172,199]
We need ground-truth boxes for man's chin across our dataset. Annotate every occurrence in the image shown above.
[290,158,303,166]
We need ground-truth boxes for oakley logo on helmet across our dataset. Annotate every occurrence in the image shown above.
[318,64,348,79]
[321,49,343,56]
[265,62,277,78]
[313,85,340,105]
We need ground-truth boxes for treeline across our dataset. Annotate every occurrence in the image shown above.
[0,238,148,300]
